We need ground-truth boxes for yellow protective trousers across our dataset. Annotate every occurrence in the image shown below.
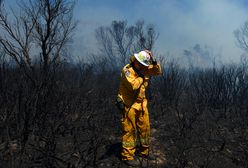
[121,106,150,160]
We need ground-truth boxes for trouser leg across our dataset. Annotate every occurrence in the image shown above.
[137,107,150,156]
[121,107,137,160]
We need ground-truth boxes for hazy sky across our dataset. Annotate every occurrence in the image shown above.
[74,0,248,63]
[4,0,248,64]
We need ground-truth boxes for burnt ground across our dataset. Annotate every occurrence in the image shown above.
[95,128,167,168]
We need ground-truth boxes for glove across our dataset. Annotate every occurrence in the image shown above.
[145,49,157,65]
[115,96,125,111]
[152,59,157,65]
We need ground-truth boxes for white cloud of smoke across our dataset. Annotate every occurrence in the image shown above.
[73,0,248,64]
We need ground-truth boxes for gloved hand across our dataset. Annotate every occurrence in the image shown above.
[145,49,157,65]
[115,96,125,111]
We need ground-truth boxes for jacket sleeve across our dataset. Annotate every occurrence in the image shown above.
[144,63,162,76]
[122,69,143,90]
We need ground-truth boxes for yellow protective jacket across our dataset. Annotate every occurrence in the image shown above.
[118,62,162,110]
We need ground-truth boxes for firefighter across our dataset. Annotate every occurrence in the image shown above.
[116,50,162,166]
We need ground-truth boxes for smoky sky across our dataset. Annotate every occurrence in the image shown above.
[3,0,248,64]
[74,0,248,63]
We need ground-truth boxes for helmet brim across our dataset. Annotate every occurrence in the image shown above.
[134,53,149,66]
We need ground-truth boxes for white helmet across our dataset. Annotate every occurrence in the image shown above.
[134,50,151,66]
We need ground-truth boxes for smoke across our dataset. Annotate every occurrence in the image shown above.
[74,0,248,63]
